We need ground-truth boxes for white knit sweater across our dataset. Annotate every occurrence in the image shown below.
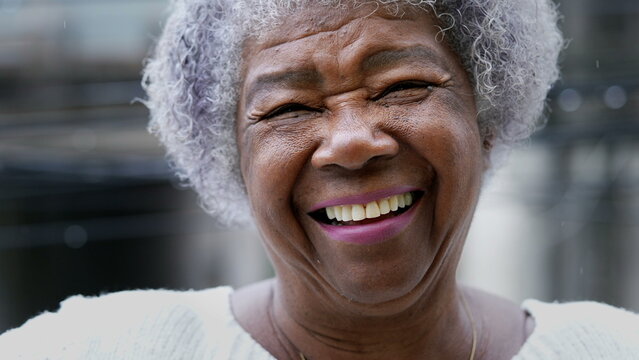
[1,287,638,359]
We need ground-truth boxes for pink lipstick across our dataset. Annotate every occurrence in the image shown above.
[317,202,419,245]
[310,186,423,245]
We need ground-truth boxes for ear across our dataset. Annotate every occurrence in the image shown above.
[481,135,494,173]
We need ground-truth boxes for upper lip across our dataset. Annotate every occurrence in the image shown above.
[307,185,423,213]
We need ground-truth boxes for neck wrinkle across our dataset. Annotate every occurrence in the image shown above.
[271,276,475,360]
[267,287,306,360]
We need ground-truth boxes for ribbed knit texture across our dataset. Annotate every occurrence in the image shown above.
[0,287,274,360]
[514,299,639,360]
[1,287,638,359]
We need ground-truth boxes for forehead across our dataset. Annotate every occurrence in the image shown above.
[240,4,450,81]
[245,3,431,49]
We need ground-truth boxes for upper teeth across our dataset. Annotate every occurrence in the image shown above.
[325,192,413,222]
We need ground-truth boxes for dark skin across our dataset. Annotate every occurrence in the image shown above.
[232,4,534,360]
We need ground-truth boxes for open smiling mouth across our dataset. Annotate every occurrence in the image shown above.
[310,191,423,226]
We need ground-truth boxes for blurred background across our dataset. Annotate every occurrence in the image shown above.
[0,0,637,333]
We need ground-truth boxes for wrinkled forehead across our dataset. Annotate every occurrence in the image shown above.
[238,2,438,79]
[246,2,430,47]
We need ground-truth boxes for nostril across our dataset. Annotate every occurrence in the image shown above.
[311,130,399,170]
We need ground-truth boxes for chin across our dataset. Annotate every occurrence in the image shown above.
[334,270,428,307]
[324,237,435,309]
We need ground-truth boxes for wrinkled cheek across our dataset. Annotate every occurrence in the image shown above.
[240,132,307,232]
[241,147,315,267]
[411,120,483,231]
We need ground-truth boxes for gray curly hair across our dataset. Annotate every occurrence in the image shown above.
[142,0,563,227]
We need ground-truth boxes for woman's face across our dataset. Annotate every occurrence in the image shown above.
[236,5,484,305]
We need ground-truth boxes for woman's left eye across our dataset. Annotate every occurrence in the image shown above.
[375,81,435,101]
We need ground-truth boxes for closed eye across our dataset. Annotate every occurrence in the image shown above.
[375,81,435,100]
[262,103,317,120]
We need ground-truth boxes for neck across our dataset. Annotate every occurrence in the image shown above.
[271,274,477,360]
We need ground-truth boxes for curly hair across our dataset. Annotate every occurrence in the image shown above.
[142,0,563,227]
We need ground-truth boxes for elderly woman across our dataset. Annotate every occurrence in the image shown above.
[2,0,639,359]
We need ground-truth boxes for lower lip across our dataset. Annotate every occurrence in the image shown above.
[317,202,419,245]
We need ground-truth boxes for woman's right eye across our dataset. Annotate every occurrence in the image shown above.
[262,103,316,120]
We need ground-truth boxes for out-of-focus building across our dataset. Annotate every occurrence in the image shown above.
[0,0,270,333]
[0,0,637,334]
[460,0,639,310]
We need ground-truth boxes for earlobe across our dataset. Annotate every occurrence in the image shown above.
[482,138,493,152]
[481,136,494,172]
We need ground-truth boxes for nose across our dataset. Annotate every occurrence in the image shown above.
[311,111,399,170]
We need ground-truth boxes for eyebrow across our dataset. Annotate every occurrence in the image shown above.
[361,46,452,73]
[245,69,322,106]
[244,46,450,107]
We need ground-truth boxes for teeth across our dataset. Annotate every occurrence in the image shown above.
[365,201,381,218]
[389,196,398,211]
[323,192,416,224]
[404,192,413,206]
[379,198,390,215]
[326,206,336,220]
[352,204,365,221]
[341,205,353,221]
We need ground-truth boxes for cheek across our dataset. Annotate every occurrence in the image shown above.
[240,122,317,216]
[402,94,483,213]
[426,122,481,172]
[239,123,323,267]
[407,92,481,175]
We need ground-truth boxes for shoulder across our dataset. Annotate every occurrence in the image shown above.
[0,286,271,359]
[514,299,639,360]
